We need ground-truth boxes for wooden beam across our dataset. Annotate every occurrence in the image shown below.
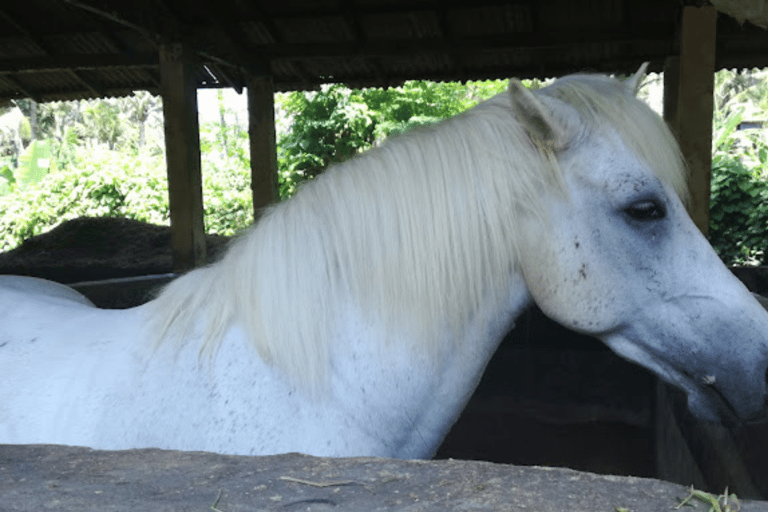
[662,56,679,135]
[247,75,279,220]
[0,54,159,74]
[676,5,717,235]
[253,32,674,61]
[160,43,206,271]
[0,74,40,102]
[0,6,105,97]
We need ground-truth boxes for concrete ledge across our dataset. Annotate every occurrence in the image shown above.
[2,445,766,511]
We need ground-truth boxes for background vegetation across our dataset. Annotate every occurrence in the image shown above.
[0,70,766,266]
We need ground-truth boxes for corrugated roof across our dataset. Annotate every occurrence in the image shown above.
[0,0,766,104]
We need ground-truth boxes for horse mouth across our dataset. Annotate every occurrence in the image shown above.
[602,335,764,426]
[673,369,742,426]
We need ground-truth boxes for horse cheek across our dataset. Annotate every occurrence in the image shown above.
[521,239,620,335]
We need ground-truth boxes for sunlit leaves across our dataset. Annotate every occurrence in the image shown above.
[709,69,768,266]
[275,79,507,199]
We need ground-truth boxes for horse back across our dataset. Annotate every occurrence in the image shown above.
[0,275,94,307]
[0,282,145,445]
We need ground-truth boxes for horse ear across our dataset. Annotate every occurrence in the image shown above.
[626,62,649,96]
[508,79,568,151]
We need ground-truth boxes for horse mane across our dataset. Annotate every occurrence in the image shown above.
[148,72,687,392]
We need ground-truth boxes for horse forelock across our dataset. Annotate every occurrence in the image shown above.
[149,72,684,393]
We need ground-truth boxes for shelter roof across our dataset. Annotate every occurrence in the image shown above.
[0,0,766,104]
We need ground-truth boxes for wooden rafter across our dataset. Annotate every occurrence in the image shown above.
[0,54,159,74]
[340,0,386,85]
[0,74,39,102]
[0,6,105,97]
[239,29,676,63]
[258,0,535,21]
[434,4,466,82]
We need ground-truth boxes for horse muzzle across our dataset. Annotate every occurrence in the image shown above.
[602,296,768,426]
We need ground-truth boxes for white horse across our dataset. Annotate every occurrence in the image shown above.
[2,65,767,458]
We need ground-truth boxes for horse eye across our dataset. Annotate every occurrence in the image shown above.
[625,200,665,222]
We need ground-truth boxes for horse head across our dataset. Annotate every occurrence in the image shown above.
[513,65,768,425]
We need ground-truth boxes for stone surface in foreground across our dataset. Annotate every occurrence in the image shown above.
[1,444,766,511]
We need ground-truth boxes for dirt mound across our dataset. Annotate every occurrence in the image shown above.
[0,217,232,283]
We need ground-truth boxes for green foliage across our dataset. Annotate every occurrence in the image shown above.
[17,115,31,142]
[15,140,55,189]
[200,126,254,236]
[0,145,257,251]
[0,163,14,195]
[278,85,377,198]
[202,160,253,236]
[709,107,768,266]
[0,149,169,250]
[276,79,507,199]
[83,100,124,150]
[359,80,507,139]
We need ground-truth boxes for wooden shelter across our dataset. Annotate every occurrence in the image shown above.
[1,0,768,497]
[1,0,767,268]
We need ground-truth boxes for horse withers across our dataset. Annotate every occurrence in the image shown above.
[1,64,767,457]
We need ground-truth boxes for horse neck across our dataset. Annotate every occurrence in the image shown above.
[323,270,532,458]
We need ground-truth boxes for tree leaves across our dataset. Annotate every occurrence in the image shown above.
[275,80,507,198]
[710,130,768,266]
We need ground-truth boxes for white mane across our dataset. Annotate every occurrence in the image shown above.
[149,73,686,391]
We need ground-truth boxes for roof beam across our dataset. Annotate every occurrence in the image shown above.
[434,4,466,81]
[0,75,40,102]
[257,0,534,21]
[253,32,674,60]
[235,1,315,85]
[271,56,674,91]
[340,0,385,85]
[0,6,106,97]
[0,54,159,74]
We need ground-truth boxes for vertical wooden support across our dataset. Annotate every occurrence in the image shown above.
[247,75,279,220]
[160,43,206,271]
[676,5,717,236]
[662,56,680,136]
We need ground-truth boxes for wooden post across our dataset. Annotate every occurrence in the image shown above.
[160,43,206,271]
[676,5,717,236]
[247,75,279,220]
[662,56,679,136]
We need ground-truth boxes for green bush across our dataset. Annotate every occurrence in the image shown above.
[0,145,257,251]
[708,108,768,266]
[0,149,167,250]
[276,80,508,199]
[202,160,253,236]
